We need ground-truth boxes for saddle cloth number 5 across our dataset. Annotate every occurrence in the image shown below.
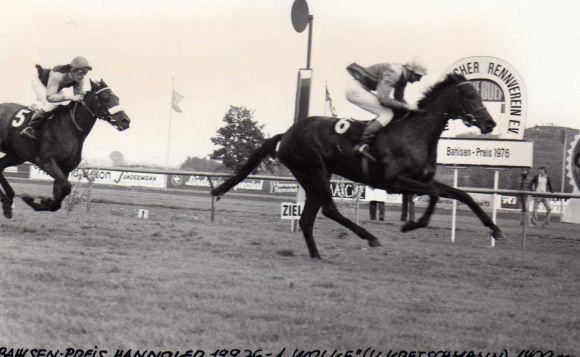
[334,118,351,134]
[12,108,33,128]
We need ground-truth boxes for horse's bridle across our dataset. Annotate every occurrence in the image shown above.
[70,87,124,132]
[453,81,488,127]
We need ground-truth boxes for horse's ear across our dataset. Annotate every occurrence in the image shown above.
[100,79,108,87]
[89,79,98,90]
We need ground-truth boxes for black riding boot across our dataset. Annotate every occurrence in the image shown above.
[19,109,45,140]
[353,119,383,161]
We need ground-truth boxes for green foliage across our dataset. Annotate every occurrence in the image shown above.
[210,105,276,174]
[180,156,222,172]
[109,151,125,167]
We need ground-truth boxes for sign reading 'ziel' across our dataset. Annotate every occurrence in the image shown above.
[445,56,527,140]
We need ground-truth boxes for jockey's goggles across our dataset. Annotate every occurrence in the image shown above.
[72,68,90,75]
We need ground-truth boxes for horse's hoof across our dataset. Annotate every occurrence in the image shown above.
[39,197,55,207]
[3,210,12,219]
[492,230,505,241]
[22,196,34,204]
[401,221,417,232]
[368,239,382,248]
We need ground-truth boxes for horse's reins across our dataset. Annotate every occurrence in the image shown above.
[69,87,124,132]
[451,81,487,126]
[361,81,487,178]
[417,81,487,126]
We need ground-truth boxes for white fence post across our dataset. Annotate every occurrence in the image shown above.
[451,168,459,243]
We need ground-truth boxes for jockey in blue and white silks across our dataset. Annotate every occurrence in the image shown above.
[21,56,92,140]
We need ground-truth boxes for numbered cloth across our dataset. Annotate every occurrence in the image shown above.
[332,118,366,141]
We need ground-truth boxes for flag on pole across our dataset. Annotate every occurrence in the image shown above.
[325,84,338,117]
[171,89,184,113]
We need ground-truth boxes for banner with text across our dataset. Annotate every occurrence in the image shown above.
[30,167,167,189]
[168,174,269,195]
[437,138,533,167]
[280,202,303,219]
[330,181,365,200]
[445,56,527,140]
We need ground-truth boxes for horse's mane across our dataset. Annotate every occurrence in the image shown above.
[417,73,467,108]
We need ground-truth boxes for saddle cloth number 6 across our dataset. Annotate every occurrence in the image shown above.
[334,118,351,134]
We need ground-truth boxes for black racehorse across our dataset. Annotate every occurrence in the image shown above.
[212,73,504,259]
[0,79,130,218]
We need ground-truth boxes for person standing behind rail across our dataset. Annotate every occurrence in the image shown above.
[518,168,530,226]
[528,166,554,227]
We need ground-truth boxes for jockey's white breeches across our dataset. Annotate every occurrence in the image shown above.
[345,78,394,126]
[31,75,60,112]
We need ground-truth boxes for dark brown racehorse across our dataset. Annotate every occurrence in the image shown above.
[212,73,504,259]
[0,79,130,218]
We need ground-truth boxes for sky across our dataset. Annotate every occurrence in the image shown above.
[1,0,579,168]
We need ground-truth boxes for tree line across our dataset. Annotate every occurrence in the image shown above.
[180,105,290,176]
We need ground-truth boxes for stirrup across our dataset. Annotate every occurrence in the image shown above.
[355,144,377,162]
[20,127,37,140]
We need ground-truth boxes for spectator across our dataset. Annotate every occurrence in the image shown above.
[369,200,385,221]
[528,166,554,227]
[366,187,387,221]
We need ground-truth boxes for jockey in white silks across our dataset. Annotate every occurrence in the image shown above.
[345,58,428,161]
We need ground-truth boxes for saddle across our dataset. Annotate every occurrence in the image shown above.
[332,111,407,143]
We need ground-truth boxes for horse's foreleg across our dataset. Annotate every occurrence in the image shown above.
[22,159,70,212]
[401,194,438,232]
[389,177,441,232]
[433,180,504,240]
[0,186,9,218]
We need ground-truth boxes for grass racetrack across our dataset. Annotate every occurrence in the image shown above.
[0,181,579,353]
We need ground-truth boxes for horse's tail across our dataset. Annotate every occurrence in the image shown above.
[211,133,284,197]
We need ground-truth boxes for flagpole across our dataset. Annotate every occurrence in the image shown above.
[324,81,328,117]
[165,78,174,169]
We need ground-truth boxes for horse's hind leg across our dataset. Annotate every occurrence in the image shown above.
[433,180,504,240]
[291,167,380,258]
[0,187,8,218]
[22,159,71,212]
[295,162,381,248]
[320,196,382,248]
[0,155,25,218]
[290,169,326,259]
[302,173,380,248]
[299,193,323,259]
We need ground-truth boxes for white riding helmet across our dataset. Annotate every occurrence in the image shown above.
[404,57,428,76]
[70,56,92,70]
